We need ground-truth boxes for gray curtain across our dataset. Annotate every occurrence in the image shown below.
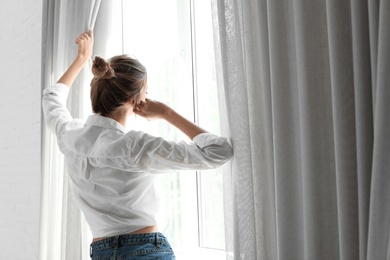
[212,0,390,259]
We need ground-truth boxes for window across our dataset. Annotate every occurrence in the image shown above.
[102,0,226,258]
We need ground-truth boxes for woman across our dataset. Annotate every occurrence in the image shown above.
[42,31,233,259]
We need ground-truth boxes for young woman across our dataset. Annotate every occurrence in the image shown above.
[42,31,233,259]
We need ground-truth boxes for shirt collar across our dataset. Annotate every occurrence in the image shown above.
[85,114,127,133]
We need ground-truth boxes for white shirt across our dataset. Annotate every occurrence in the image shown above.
[42,83,233,238]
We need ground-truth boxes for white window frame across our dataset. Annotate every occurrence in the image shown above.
[93,0,228,258]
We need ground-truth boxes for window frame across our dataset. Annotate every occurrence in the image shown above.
[94,0,228,258]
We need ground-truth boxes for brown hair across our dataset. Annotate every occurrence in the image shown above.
[90,55,147,116]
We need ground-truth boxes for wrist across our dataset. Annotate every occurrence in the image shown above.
[75,54,90,65]
[162,106,174,121]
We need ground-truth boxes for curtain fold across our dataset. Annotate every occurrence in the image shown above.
[212,0,390,259]
[40,1,102,259]
[368,0,390,258]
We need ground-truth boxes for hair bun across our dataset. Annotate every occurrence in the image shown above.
[92,56,116,79]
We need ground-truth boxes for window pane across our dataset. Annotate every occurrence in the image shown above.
[192,0,226,250]
[122,0,200,252]
[118,0,227,255]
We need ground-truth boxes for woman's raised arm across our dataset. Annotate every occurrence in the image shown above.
[133,98,207,140]
[57,31,94,88]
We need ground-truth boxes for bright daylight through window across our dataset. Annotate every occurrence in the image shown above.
[100,0,226,258]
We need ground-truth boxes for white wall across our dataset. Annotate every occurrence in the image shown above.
[0,0,43,259]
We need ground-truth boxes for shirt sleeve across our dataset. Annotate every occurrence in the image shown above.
[126,131,233,173]
[42,83,84,142]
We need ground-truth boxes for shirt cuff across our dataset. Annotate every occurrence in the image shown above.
[193,133,226,148]
[43,83,70,104]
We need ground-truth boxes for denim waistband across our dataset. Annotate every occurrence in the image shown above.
[90,232,169,252]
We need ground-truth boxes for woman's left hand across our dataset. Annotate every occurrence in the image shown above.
[75,31,94,62]
[56,31,94,87]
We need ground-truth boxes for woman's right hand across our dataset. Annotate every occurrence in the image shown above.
[133,98,172,120]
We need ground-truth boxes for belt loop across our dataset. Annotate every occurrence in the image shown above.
[155,232,161,248]
[113,235,120,250]
[90,245,93,258]
[112,235,120,258]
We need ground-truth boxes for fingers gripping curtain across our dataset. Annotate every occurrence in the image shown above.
[40,1,102,259]
[212,0,390,259]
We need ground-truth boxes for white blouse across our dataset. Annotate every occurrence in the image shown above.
[42,83,233,238]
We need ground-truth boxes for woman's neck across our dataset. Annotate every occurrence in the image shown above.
[108,107,133,127]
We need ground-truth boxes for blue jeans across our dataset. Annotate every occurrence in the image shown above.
[90,232,175,260]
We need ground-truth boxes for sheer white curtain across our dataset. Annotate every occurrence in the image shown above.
[212,0,390,259]
[39,1,108,259]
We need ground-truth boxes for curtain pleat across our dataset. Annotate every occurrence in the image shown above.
[349,2,374,259]
[212,0,390,259]
[326,1,360,259]
[368,0,390,258]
